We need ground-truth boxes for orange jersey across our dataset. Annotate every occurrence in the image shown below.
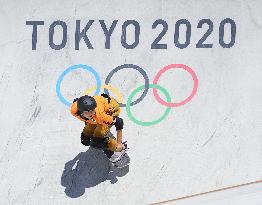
[71,95,114,125]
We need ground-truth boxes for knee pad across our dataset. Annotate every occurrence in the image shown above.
[103,149,114,158]
[114,117,124,130]
[81,133,91,146]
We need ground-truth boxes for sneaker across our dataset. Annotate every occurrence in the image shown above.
[109,144,127,163]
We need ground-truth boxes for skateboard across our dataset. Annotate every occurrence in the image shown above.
[111,142,130,168]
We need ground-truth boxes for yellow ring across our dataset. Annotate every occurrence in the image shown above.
[82,84,124,104]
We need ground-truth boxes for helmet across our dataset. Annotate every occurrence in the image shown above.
[77,95,97,112]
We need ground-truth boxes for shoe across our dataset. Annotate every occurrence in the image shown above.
[109,144,128,163]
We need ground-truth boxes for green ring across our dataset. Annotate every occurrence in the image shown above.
[126,84,172,126]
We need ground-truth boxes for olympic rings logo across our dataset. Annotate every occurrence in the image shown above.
[56,64,198,126]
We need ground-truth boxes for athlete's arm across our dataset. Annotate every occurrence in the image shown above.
[116,129,122,144]
[113,117,124,151]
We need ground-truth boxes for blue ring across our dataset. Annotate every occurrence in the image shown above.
[56,64,101,107]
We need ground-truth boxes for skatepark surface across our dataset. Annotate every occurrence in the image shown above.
[0,0,262,204]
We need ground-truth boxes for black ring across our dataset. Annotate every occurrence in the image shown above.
[104,64,150,107]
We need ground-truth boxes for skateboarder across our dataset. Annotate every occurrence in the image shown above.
[70,93,127,163]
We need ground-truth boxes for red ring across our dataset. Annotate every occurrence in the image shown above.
[153,64,198,107]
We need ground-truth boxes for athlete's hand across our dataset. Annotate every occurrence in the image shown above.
[116,143,124,152]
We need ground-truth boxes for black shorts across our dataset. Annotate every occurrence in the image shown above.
[81,135,114,158]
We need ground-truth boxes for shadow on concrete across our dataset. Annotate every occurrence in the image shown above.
[61,147,129,198]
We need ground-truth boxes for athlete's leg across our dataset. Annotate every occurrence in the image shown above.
[93,124,111,138]
[81,123,96,146]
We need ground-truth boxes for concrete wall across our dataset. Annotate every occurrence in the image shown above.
[0,0,261,204]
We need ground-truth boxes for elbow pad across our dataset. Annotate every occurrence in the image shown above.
[114,117,124,130]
